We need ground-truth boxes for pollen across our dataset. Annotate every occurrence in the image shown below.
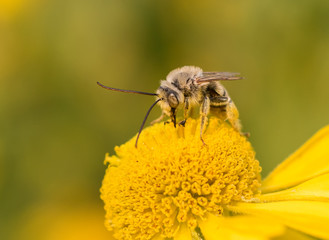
[100,118,261,240]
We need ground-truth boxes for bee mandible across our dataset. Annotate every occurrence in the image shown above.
[97,66,243,147]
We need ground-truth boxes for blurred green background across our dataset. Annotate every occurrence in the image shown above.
[1,0,329,239]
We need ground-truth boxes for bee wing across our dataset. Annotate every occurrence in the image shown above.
[196,72,243,84]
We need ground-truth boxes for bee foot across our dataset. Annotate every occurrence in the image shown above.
[178,120,186,127]
[242,132,250,138]
[164,121,171,125]
[200,137,207,146]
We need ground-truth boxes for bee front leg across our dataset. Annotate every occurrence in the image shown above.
[200,96,210,145]
[170,108,177,128]
[179,98,189,127]
[150,113,165,125]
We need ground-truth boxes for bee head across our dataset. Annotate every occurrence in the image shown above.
[157,89,180,111]
[167,92,179,108]
[156,82,183,116]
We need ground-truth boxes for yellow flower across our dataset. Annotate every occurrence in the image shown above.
[14,204,115,240]
[0,0,31,22]
[100,118,329,240]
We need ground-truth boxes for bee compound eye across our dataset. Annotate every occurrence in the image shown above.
[168,93,179,108]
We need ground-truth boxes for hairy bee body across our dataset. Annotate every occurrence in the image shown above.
[97,65,243,147]
[157,66,203,113]
[155,66,241,142]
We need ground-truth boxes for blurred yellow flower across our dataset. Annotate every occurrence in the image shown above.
[0,0,35,22]
[15,204,115,240]
[101,118,329,239]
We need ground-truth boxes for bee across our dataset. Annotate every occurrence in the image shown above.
[97,66,243,147]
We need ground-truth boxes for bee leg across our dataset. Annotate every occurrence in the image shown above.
[189,107,195,118]
[242,132,250,138]
[178,119,186,127]
[150,113,165,125]
[200,96,210,145]
[226,101,243,133]
[170,108,177,128]
[179,98,189,127]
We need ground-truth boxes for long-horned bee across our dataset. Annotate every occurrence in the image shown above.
[98,66,243,147]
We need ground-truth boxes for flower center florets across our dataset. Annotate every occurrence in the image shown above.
[101,119,261,240]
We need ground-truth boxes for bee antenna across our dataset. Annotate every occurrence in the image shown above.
[135,98,163,148]
[97,82,158,96]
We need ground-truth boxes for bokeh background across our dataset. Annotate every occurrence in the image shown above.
[1,0,329,239]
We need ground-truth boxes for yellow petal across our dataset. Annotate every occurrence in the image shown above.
[274,228,316,240]
[227,201,329,239]
[174,224,192,240]
[260,173,329,202]
[198,214,285,240]
[262,125,329,193]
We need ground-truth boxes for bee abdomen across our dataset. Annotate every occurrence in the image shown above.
[209,95,229,107]
[210,104,227,110]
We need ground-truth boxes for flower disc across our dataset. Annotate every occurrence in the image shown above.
[101,118,261,240]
